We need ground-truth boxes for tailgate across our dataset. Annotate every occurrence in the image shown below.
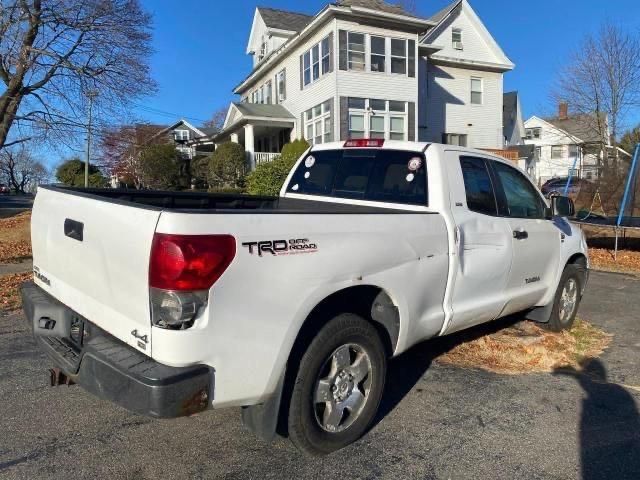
[31,187,161,353]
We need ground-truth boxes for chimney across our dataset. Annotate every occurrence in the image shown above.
[558,101,569,120]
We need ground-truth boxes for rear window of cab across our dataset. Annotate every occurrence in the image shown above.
[286,149,428,206]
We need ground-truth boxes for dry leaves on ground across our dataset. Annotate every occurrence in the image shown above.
[588,247,640,275]
[0,272,31,313]
[0,211,32,263]
[437,319,611,375]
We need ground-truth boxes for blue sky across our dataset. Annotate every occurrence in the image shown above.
[137,0,640,128]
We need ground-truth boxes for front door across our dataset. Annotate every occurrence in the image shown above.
[488,160,561,314]
[445,153,514,334]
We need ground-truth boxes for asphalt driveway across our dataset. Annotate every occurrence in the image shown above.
[0,271,639,479]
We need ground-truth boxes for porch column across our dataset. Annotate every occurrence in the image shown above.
[244,124,255,170]
[230,133,239,144]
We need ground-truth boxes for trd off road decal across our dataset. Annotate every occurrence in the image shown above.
[242,238,318,257]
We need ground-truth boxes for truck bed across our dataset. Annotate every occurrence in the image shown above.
[44,186,414,214]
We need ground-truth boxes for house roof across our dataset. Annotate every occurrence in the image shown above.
[257,7,313,32]
[334,0,421,18]
[233,102,295,119]
[545,113,607,144]
[428,0,462,23]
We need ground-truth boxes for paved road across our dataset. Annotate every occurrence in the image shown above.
[0,271,639,480]
[0,195,33,218]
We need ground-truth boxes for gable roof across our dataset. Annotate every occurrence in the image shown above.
[256,7,313,32]
[545,113,608,144]
[428,0,462,24]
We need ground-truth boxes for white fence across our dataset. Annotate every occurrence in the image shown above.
[254,152,279,165]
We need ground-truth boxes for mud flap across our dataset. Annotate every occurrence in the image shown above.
[241,370,285,443]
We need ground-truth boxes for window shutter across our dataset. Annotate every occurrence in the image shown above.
[338,30,348,71]
[408,39,416,78]
[408,102,416,141]
[274,74,279,104]
[301,112,305,141]
[340,97,349,140]
[326,98,334,141]
[328,32,335,73]
[299,55,303,90]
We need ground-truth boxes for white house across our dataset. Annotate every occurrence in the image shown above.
[210,0,515,169]
[523,102,625,185]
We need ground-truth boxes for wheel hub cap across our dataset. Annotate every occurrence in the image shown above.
[313,344,372,433]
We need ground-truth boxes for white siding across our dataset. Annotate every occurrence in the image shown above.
[523,117,594,184]
[425,2,511,67]
[239,20,338,140]
[422,63,503,149]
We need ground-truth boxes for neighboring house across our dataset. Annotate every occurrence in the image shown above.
[209,0,514,168]
[503,91,525,146]
[149,119,217,159]
[524,102,622,185]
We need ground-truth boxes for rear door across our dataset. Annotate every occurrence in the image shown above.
[31,187,161,352]
[488,160,561,314]
[445,153,514,334]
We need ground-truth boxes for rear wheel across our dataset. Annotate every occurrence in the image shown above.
[287,313,387,456]
[546,264,584,332]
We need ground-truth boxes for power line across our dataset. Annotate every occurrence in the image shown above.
[131,102,210,124]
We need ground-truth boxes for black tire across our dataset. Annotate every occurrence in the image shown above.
[287,313,387,456]
[546,264,584,332]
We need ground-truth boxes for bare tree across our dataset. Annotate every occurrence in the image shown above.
[0,144,47,192]
[0,0,156,150]
[203,107,227,132]
[554,23,640,170]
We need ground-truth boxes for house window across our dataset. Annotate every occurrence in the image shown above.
[303,51,311,86]
[264,81,272,105]
[526,128,542,139]
[551,146,564,159]
[276,69,286,103]
[321,37,330,75]
[370,36,386,73]
[568,144,579,157]
[348,32,365,71]
[348,98,407,140]
[303,35,332,87]
[452,28,463,50]
[471,77,483,105]
[390,39,407,74]
[174,130,189,141]
[304,100,333,145]
[258,39,268,62]
[443,133,467,147]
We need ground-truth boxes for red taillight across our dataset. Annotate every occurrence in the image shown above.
[344,139,385,148]
[149,233,236,291]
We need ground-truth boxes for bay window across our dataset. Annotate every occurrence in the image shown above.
[390,39,407,74]
[305,100,333,145]
[348,32,365,71]
[347,98,407,140]
[302,35,332,87]
[370,36,386,73]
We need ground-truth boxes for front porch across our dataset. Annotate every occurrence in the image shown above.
[213,103,296,169]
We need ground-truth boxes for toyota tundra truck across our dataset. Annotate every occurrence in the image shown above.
[21,140,588,455]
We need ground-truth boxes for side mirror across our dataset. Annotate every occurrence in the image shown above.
[551,195,575,217]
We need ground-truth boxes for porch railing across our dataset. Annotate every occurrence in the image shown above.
[254,152,279,165]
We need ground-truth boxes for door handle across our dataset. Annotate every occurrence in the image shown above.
[64,218,84,242]
[513,230,528,240]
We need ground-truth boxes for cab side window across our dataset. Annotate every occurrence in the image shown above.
[492,161,545,219]
[460,156,498,216]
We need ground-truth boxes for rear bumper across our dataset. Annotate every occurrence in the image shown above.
[20,282,213,418]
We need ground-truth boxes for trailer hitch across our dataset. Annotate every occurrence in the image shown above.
[49,368,75,386]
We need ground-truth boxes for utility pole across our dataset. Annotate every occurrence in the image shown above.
[84,90,98,187]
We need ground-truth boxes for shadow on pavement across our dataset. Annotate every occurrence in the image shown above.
[555,359,640,480]
[373,315,521,426]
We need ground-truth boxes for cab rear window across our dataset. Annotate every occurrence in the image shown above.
[286,149,427,206]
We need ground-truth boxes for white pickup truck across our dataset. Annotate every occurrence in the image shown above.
[21,140,588,455]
